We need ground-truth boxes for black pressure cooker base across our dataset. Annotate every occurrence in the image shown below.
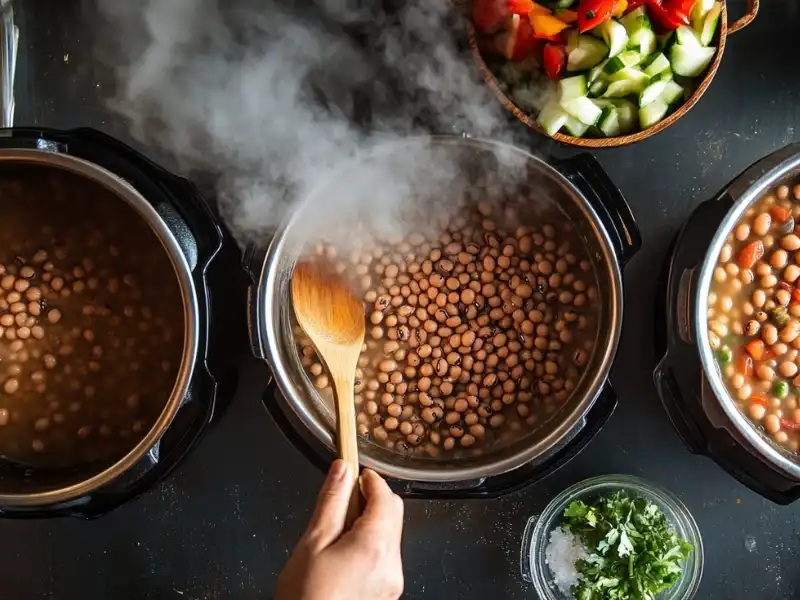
[0,127,235,518]
[655,196,800,505]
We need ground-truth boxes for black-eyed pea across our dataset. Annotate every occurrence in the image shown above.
[779,361,798,378]
[753,213,771,236]
[735,223,750,241]
[777,289,792,306]
[764,413,781,433]
[771,249,789,269]
[780,320,800,343]
[782,234,800,251]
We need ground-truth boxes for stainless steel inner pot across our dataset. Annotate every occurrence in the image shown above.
[0,149,199,506]
[696,143,800,481]
[256,136,624,482]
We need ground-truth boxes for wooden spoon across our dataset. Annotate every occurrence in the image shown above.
[291,260,365,528]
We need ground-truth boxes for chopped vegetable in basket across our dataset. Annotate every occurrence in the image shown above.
[473,0,723,139]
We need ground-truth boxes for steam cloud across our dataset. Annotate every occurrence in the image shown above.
[95,0,530,245]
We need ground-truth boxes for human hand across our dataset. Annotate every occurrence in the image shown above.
[275,460,405,600]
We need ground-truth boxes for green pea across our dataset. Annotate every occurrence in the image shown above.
[774,380,789,400]
[716,347,732,365]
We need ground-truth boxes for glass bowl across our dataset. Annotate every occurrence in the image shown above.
[520,475,704,600]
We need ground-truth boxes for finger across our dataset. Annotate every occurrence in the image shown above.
[304,459,353,550]
[355,469,404,538]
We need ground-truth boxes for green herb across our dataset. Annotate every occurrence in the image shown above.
[715,346,732,365]
[772,306,790,327]
[774,380,789,400]
[562,491,693,600]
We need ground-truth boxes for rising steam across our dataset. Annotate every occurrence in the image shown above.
[95,0,533,245]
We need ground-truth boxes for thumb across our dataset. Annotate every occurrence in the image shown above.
[303,459,353,550]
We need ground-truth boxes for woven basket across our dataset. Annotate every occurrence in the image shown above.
[469,0,760,148]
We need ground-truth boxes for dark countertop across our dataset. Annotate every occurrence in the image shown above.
[3,1,800,599]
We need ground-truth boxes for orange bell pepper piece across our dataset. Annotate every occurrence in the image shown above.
[750,393,769,407]
[530,13,570,38]
[528,1,552,15]
[736,354,753,377]
[612,0,628,17]
[737,240,764,269]
[556,9,578,23]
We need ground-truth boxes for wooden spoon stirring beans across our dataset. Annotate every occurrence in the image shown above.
[291,260,365,528]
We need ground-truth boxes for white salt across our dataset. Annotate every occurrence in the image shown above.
[544,526,588,596]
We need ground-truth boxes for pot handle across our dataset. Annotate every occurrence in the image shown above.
[728,0,759,35]
[243,244,268,360]
[653,358,706,455]
[725,142,800,204]
[553,154,641,267]
[396,384,618,499]
[654,358,800,505]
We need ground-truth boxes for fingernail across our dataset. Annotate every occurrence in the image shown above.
[330,459,347,481]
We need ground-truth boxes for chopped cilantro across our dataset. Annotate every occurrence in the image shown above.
[562,491,693,600]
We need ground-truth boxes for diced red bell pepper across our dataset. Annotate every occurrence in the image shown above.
[576,0,616,32]
[737,240,764,269]
[781,418,800,431]
[665,0,698,23]
[501,14,542,60]
[750,393,769,407]
[737,354,754,377]
[745,339,766,361]
[508,0,535,14]
[542,43,567,79]
[645,0,689,31]
[474,0,508,33]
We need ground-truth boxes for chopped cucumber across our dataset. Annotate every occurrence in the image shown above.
[603,78,645,98]
[700,2,722,45]
[588,79,608,97]
[620,6,651,35]
[567,35,609,72]
[639,80,667,107]
[603,50,641,74]
[691,0,716,30]
[588,60,608,83]
[639,98,669,128]
[612,99,638,133]
[653,68,674,82]
[675,25,702,48]
[643,53,670,77]
[658,31,676,51]
[564,115,590,137]
[629,27,657,56]
[537,100,569,137]
[567,30,580,54]
[608,67,649,85]
[660,80,684,105]
[597,106,621,137]
[560,96,603,125]
[669,43,716,77]
[559,75,588,101]
[596,19,629,57]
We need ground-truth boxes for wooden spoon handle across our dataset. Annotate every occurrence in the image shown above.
[332,371,361,528]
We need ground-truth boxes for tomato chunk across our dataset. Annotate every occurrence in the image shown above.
[737,354,754,377]
[781,418,800,431]
[543,43,567,79]
[577,0,616,32]
[745,339,765,361]
[737,240,764,269]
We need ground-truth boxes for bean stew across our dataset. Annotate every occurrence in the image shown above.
[708,181,800,452]
[0,165,185,468]
[296,191,602,459]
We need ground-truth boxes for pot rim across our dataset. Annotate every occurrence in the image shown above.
[257,135,624,482]
[695,150,800,481]
[467,4,732,149]
[0,149,199,506]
